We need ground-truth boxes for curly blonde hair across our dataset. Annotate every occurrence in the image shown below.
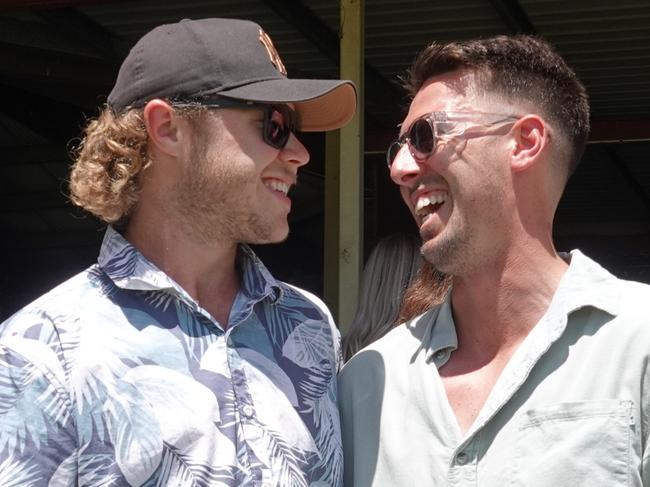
[69,107,150,224]
[69,104,206,225]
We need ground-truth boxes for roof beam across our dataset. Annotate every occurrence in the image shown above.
[487,0,536,34]
[0,43,115,89]
[263,0,338,63]
[0,0,129,10]
[34,7,123,62]
[262,0,402,127]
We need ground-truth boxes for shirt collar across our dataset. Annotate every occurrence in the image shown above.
[97,226,282,303]
[237,244,283,304]
[420,249,620,366]
[423,292,458,366]
[544,249,620,332]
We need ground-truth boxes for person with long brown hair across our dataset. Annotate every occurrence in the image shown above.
[342,233,451,362]
[343,234,421,361]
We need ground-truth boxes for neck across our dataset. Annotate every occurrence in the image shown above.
[125,206,240,326]
[450,236,568,360]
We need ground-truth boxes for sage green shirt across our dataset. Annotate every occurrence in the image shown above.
[339,250,650,486]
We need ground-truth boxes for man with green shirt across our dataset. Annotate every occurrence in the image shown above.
[339,34,650,486]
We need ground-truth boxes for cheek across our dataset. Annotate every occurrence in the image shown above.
[234,123,279,162]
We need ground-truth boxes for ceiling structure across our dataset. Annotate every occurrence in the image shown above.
[1,0,649,320]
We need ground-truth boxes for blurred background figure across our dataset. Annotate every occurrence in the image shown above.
[397,259,451,325]
[343,233,450,361]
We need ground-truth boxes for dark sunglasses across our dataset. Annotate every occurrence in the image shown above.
[386,111,520,169]
[174,96,299,150]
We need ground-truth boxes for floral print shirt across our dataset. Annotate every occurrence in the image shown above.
[0,227,342,486]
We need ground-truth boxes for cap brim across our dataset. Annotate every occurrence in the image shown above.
[218,79,357,132]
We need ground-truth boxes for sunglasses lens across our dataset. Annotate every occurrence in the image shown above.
[387,141,402,168]
[264,106,294,149]
[410,118,435,156]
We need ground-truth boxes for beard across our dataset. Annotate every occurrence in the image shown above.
[167,126,282,246]
[420,222,471,275]
[420,192,507,277]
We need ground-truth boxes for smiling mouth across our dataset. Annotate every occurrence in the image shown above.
[415,193,447,221]
[264,179,290,196]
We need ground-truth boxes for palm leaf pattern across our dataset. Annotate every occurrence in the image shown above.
[0,341,70,459]
[248,427,311,487]
[99,244,139,282]
[0,455,42,486]
[143,291,176,313]
[175,301,220,362]
[50,448,121,486]
[310,383,343,484]
[0,228,342,486]
[142,443,239,487]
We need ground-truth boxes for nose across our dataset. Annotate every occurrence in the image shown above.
[390,143,422,186]
[279,133,310,168]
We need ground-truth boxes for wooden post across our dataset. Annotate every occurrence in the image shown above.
[324,0,364,332]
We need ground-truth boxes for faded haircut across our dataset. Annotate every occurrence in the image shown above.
[403,35,590,176]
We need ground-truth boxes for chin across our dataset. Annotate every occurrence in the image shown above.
[270,221,290,242]
[421,237,453,272]
[268,231,289,244]
[251,226,289,245]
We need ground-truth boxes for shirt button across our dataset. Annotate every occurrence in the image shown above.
[456,452,468,465]
[242,404,254,418]
[434,350,447,361]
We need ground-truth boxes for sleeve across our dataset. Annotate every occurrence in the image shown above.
[0,340,77,484]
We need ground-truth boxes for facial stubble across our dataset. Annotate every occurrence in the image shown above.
[169,123,282,246]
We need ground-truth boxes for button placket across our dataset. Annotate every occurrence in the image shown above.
[456,451,468,465]
[242,404,254,419]
[447,442,478,485]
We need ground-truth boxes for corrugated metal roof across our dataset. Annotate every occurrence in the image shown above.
[523,0,650,117]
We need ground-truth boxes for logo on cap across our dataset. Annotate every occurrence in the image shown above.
[259,29,287,76]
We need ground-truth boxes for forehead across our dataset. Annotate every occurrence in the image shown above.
[401,70,479,132]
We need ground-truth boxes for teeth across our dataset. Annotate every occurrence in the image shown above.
[415,192,447,215]
[265,180,290,195]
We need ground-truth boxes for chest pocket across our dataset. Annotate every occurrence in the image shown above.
[513,399,635,487]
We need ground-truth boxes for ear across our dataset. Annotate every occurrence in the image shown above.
[143,99,183,157]
[510,114,547,173]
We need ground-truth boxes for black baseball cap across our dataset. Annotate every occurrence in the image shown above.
[107,18,357,131]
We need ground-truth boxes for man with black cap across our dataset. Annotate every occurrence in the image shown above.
[0,18,355,486]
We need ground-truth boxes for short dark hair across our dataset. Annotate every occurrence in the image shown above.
[403,35,590,175]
